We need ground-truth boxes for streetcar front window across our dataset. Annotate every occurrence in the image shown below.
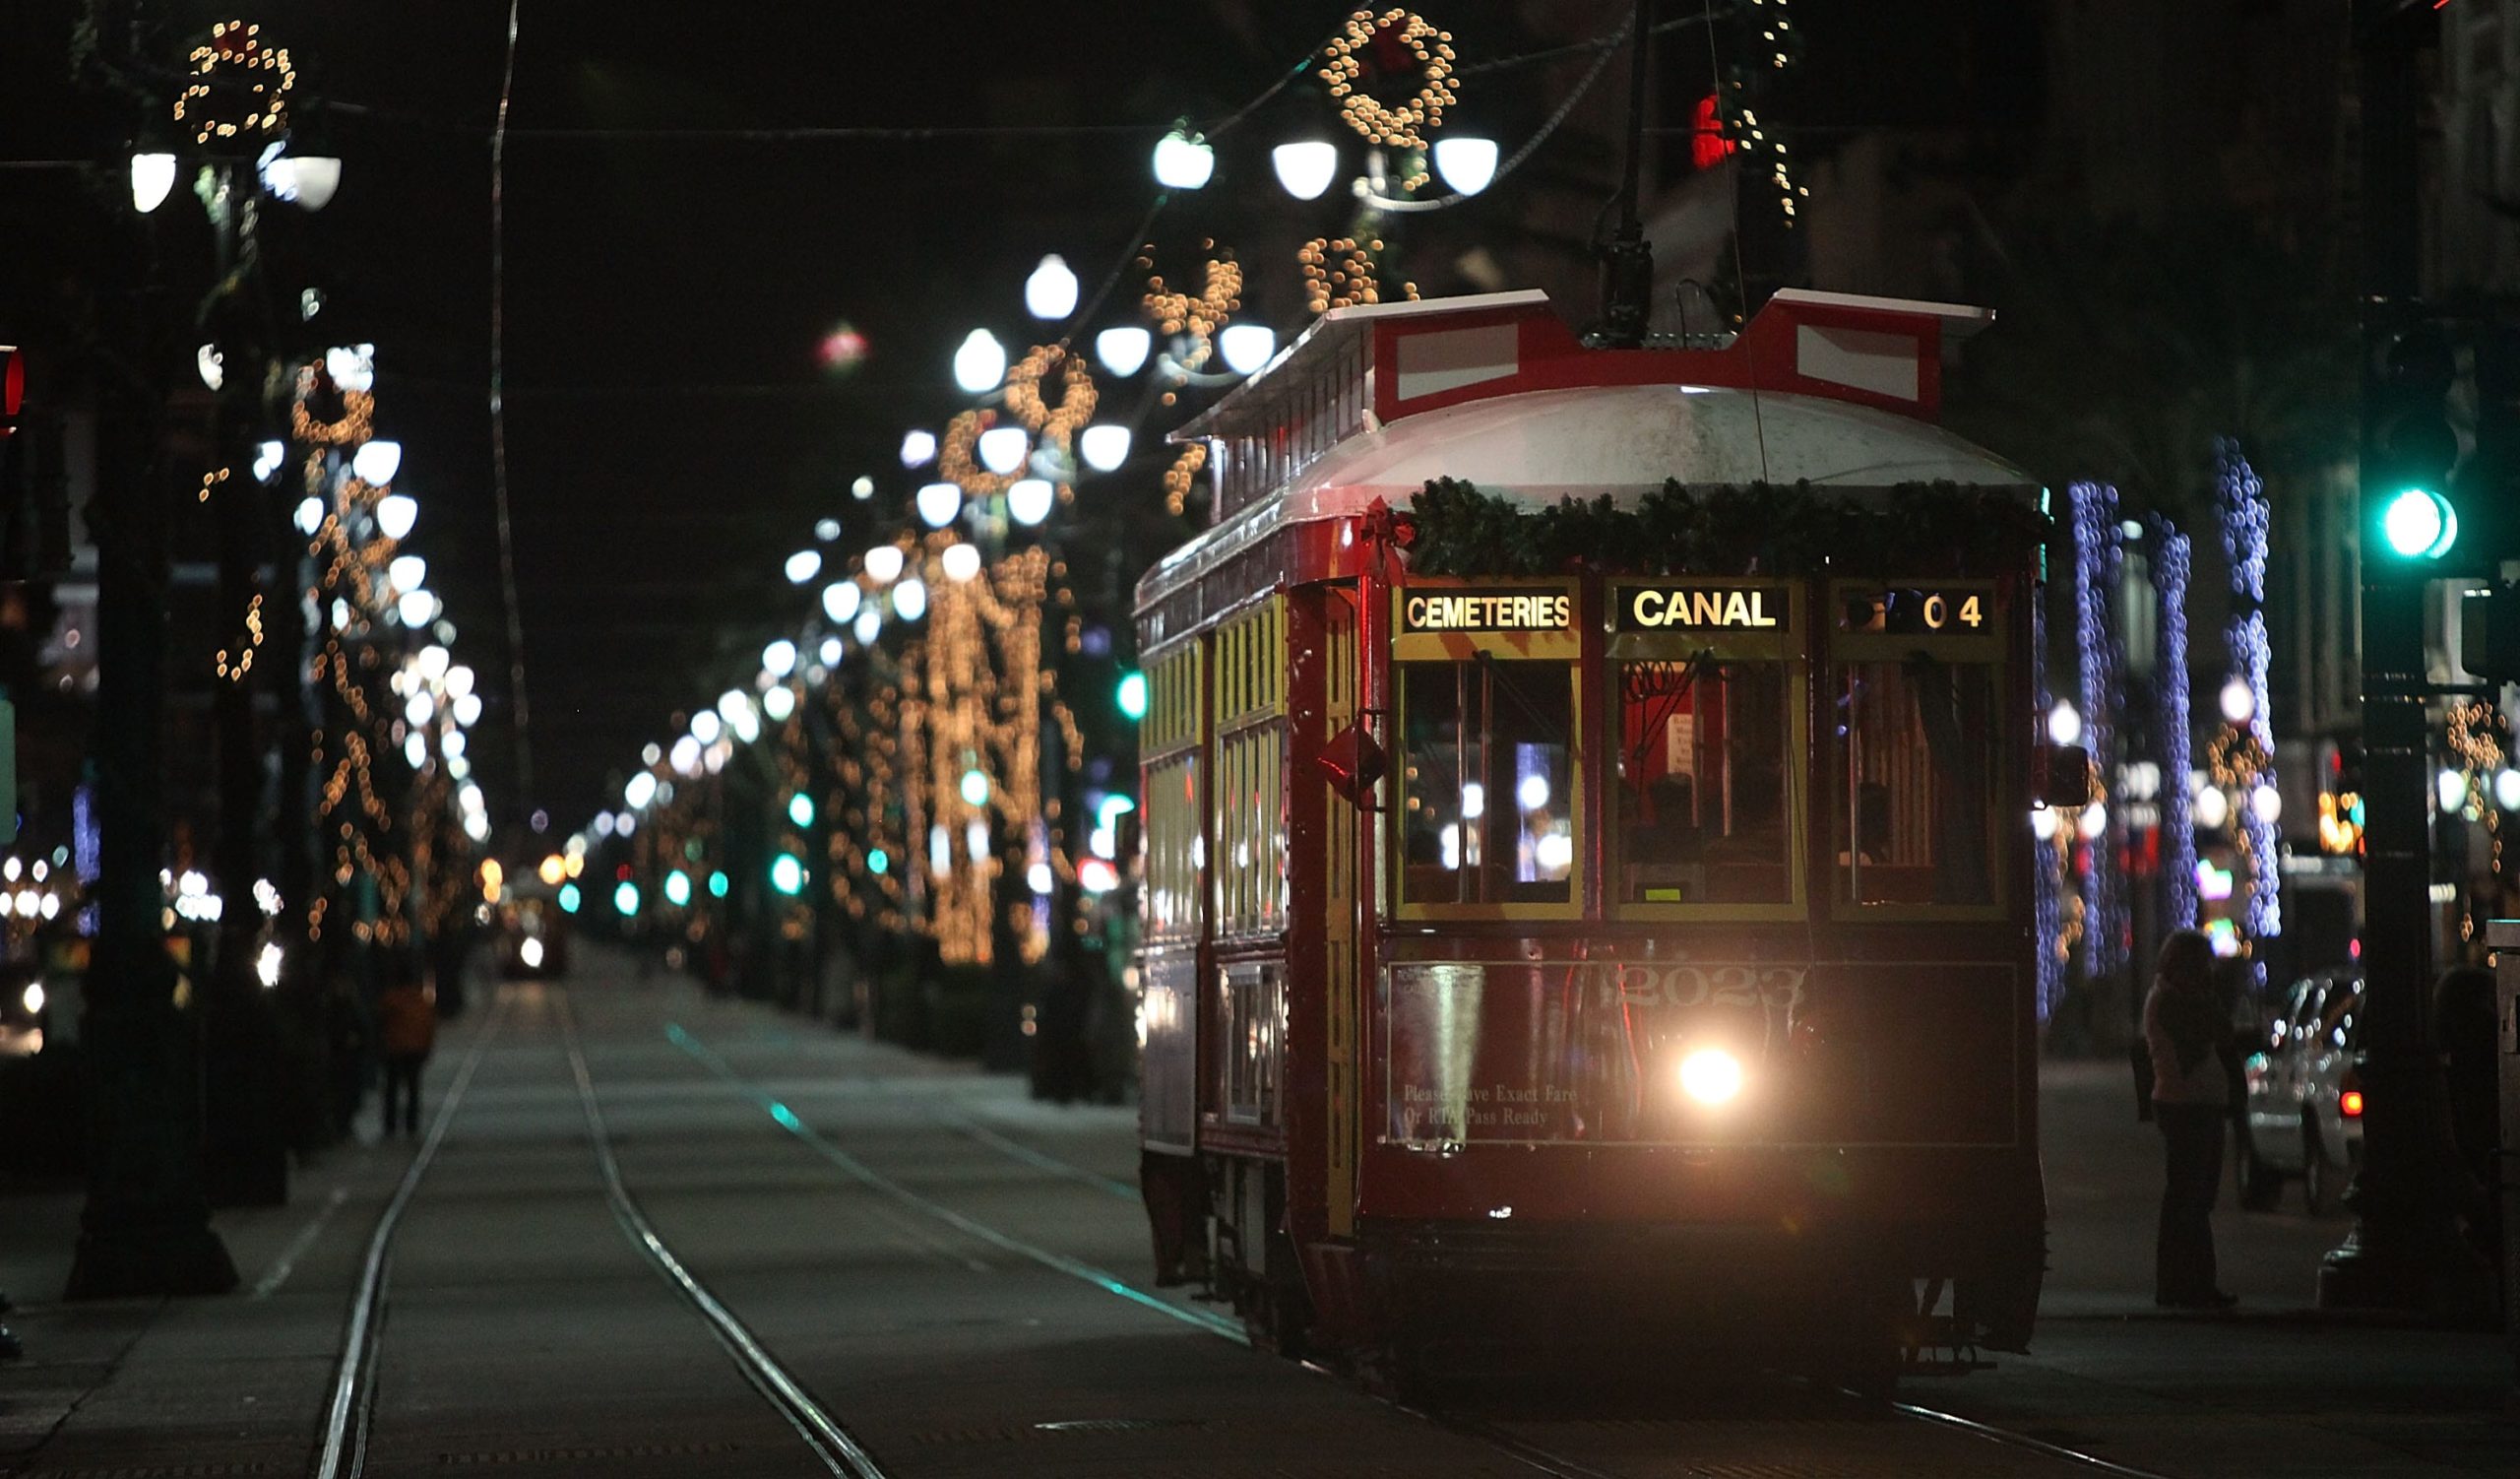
[1833,658,1999,907]
[1399,660,1576,906]
[1613,659,1794,906]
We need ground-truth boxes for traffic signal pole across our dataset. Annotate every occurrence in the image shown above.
[2319,0,2483,1313]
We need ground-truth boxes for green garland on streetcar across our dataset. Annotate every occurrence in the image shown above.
[1403,477,2048,578]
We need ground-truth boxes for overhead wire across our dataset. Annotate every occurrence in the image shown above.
[488,0,534,812]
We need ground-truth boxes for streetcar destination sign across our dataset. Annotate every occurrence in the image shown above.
[1614,584,1788,632]
[1401,590,1573,633]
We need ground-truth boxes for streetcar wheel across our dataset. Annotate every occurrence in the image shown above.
[2236,1124,2284,1211]
[2302,1120,2345,1216]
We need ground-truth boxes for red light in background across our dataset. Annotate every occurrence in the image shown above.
[0,346,23,433]
[1691,94,1736,171]
[2340,1089,2364,1118]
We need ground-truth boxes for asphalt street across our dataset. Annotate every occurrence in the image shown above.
[3,957,2515,1478]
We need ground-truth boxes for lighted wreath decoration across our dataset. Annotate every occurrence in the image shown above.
[174,20,297,146]
[291,362,374,450]
[938,409,1016,497]
[1319,9,1458,188]
[1003,345,1097,452]
[1142,250,1243,369]
[1302,236,1418,314]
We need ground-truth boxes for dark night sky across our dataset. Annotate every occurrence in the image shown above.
[2,1,2048,844]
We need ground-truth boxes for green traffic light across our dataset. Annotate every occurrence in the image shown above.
[2381,486,2458,559]
[612,879,640,916]
[558,882,582,914]
[788,793,815,827]
[770,854,805,896]
[1116,670,1148,721]
[663,869,692,907]
[708,869,729,899]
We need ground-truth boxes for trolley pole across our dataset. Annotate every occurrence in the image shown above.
[2319,0,2475,1313]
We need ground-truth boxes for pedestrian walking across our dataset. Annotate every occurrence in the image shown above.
[376,970,438,1139]
[2143,929,2238,1310]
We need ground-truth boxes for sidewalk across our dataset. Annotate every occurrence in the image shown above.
[0,1020,473,1474]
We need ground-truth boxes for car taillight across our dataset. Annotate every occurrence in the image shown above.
[2339,1071,2363,1119]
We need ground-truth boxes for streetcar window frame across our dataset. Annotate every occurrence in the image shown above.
[1390,581,1585,922]
[1824,579,2009,922]
[1605,579,1807,922]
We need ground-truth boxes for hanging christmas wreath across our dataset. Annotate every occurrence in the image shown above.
[1320,8,1459,184]
[1003,344,1097,452]
[938,410,1015,497]
[175,20,297,146]
[1401,477,2050,578]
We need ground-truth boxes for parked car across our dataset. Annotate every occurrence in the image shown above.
[0,962,43,1056]
[2238,970,2363,1214]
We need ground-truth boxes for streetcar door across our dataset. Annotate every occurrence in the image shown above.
[1312,585,1361,1235]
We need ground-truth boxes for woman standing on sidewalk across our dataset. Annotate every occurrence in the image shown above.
[2143,930,2238,1310]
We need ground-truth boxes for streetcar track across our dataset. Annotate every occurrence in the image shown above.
[556,990,890,1478]
[667,1014,2188,1479]
[664,1022,1246,1341]
[665,1020,1613,1478]
[312,988,509,1479]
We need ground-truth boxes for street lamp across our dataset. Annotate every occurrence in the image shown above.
[941,543,982,582]
[784,549,822,584]
[129,152,178,214]
[864,546,906,583]
[1078,424,1131,472]
[351,438,402,485]
[375,492,417,540]
[822,581,862,622]
[1095,327,1152,377]
[1219,324,1278,375]
[1024,255,1079,320]
[953,330,1007,394]
[1432,135,1500,196]
[915,482,962,529]
[976,425,1028,476]
[901,430,936,467]
[1006,478,1055,526]
[256,144,342,211]
[1152,124,1215,189]
[1272,141,1340,200]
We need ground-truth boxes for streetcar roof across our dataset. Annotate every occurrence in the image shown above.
[1277,382,2036,518]
[1140,289,2037,615]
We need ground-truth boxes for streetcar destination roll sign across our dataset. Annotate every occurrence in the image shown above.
[1614,583,1788,632]
[1401,590,1573,633]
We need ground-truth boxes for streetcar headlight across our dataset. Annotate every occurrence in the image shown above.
[1678,1047,1744,1106]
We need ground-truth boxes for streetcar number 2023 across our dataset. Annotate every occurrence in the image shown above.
[1842,588,1986,635]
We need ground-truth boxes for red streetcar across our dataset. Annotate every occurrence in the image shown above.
[1132,288,2071,1387]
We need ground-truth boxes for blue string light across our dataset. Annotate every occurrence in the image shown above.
[2153,520,2196,930]
[2070,481,2126,981]
[2214,438,2280,982]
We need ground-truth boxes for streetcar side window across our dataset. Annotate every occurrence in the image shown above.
[1832,659,1999,907]
[1398,660,1576,907]
[1613,659,1795,906]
